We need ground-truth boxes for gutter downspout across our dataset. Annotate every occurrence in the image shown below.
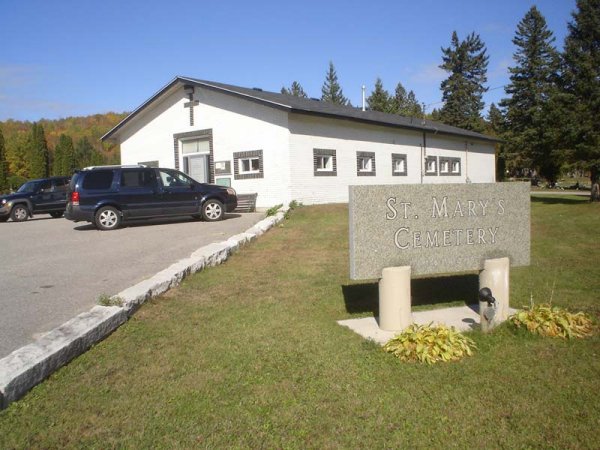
[421,132,426,184]
[465,141,471,183]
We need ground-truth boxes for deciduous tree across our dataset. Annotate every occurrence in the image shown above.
[0,126,8,191]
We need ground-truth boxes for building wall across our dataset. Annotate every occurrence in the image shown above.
[121,86,291,207]
[119,83,496,208]
[288,114,496,204]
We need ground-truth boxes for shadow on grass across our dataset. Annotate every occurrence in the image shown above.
[342,274,479,315]
[531,195,589,205]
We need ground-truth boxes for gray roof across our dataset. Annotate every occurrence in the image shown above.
[102,76,501,143]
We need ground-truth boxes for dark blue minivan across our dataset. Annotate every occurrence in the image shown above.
[65,166,237,230]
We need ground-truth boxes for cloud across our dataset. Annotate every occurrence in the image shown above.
[0,64,41,89]
[409,62,446,85]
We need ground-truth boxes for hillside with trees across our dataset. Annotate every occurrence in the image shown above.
[0,112,127,191]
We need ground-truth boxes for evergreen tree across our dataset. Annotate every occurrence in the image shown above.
[53,134,75,176]
[26,123,50,179]
[321,61,349,105]
[366,78,392,112]
[500,6,561,182]
[561,0,600,190]
[391,82,424,117]
[281,81,308,98]
[486,103,506,180]
[439,31,489,131]
[0,126,8,192]
[75,137,90,169]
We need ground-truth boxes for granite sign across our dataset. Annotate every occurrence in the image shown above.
[349,183,530,279]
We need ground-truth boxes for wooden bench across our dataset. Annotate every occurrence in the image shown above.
[235,193,258,212]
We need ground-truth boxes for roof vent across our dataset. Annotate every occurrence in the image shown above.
[252,87,263,91]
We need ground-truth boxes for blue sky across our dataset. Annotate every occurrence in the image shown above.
[0,0,576,122]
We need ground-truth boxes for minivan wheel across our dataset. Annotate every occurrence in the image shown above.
[95,206,121,230]
[11,205,29,222]
[202,199,224,221]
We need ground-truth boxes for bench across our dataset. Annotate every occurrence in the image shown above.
[235,193,258,212]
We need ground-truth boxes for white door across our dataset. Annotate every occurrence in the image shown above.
[184,154,209,183]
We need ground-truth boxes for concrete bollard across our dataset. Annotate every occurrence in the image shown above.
[479,257,510,332]
[378,266,412,331]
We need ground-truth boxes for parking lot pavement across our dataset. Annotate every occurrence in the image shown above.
[0,212,265,358]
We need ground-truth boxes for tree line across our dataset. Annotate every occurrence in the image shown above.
[1,1,597,193]
[0,113,126,192]
[280,0,599,190]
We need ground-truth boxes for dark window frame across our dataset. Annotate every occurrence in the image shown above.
[439,156,461,176]
[234,150,264,180]
[425,156,438,176]
[392,153,408,176]
[356,151,376,176]
[313,148,337,176]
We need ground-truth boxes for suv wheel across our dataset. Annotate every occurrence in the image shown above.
[95,206,121,230]
[50,211,64,218]
[202,199,224,221]
[11,205,29,222]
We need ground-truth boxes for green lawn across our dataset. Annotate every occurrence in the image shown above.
[1,196,599,449]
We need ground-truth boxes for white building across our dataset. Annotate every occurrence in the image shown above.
[102,76,499,208]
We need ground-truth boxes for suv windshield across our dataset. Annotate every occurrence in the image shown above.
[17,181,40,193]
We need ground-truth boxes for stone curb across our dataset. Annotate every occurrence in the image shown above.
[0,208,288,409]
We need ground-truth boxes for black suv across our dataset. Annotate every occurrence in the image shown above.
[65,166,238,230]
[0,176,70,222]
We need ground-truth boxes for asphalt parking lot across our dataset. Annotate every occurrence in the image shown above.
[0,212,265,358]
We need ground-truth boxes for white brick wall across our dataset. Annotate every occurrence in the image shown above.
[119,84,496,208]
[287,114,496,205]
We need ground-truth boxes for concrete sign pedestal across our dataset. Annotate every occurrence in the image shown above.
[378,266,412,331]
[479,257,510,332]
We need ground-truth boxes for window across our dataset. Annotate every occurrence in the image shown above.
[316,155,332,171]
[120,169,156,188]
[356,151,376,176]
[439,157,461,176]
[392,153,407,176]
[181,138,210,155]
[82,170,114,189]
[425,156,438,176]
[234,150,263,180]
[240,157,260,174]
[313,149,337,176]
[158,169,194,188]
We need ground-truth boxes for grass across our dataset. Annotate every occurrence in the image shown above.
[1,197,599,448]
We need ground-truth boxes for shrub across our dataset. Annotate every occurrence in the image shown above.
[97,294,124,307]
[383,323,476,364]
[509,304,595,338]
[266,204,283,217]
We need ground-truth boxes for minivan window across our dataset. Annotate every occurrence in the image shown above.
[120,169,156,188]
[82,170,114,190]
[158,169,194,188]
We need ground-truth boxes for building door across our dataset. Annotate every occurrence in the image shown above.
[184,154,209,183]
[181,138,210,184]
